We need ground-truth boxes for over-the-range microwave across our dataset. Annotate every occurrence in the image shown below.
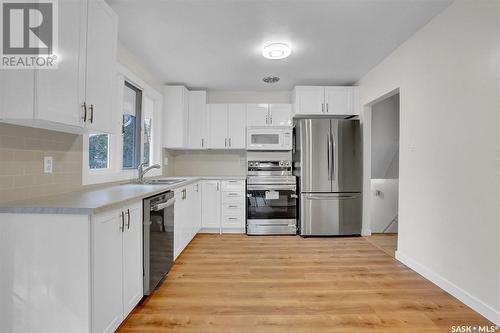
[247,127,293,151]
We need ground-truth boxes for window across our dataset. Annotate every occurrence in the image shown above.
[88,133,109,169]
[122,81,142,169]
[142,96,154,167]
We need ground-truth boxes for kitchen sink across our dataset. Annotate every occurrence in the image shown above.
[124,179,186,186]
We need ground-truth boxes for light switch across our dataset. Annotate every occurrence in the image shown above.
[44,156,53,173]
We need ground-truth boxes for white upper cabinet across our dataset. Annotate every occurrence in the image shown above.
[0,0,117,134]
[84,0,118,133]
[269,104,292,126]
[163,86,189,148]
[293,86,359,116]
[246,104,269,127]
[208,104,246,149]
[187,91,208,149]
[246,103,291,127]
[227,104,246,149]
[36,0,86,128]
[208,104,229,149]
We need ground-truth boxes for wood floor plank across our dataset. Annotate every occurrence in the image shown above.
[118,234,492,332]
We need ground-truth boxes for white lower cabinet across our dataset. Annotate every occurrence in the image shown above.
[92,201,142,333]
[201,179,245,233]
[174,182,202,260]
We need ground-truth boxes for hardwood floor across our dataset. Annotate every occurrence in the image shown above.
[364,233,398,258]
[118,234,492,332]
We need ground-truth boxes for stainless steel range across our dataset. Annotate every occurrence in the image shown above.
[246,156,297,235]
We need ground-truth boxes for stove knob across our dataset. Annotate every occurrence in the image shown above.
[279,161,284,166]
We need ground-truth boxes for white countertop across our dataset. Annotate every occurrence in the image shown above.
[0,176,246,215]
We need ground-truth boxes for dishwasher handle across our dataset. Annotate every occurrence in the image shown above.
[151,198,175,211]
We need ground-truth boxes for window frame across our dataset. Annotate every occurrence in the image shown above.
[82,64,163,185]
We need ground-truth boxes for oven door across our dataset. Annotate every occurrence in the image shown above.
[246,184,297,235]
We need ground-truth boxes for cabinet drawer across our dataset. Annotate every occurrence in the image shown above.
[222,191,244,203]
[222,215,245,228]
[222,203,244,216]
[221,180,245,191]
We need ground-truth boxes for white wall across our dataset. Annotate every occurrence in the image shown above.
[371,94,399,179]
[370,179,398,233]
[207,90,291,104]
[169,150,247,177]
[358,0,499,324]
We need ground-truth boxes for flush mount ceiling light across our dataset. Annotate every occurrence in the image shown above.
[263,76,280,84]
[262,43,291,60]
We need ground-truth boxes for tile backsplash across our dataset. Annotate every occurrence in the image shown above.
[0,123,83,204]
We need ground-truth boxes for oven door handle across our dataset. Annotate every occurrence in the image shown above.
[247,185,296,191]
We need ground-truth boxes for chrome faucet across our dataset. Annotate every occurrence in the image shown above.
[138,162,161,184]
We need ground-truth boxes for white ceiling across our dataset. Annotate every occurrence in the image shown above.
[107,0,452,91]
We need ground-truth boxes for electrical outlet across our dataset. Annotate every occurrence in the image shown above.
[44,156,53,173]
[163,157,169,166]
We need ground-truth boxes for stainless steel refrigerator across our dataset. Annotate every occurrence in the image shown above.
[293,118,362,236]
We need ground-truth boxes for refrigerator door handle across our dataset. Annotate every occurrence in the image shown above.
[331,131,336,181]
[305,194,357,200]
[327,133,331,181]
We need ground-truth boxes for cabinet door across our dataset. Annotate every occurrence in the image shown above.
[174,188,185,259]
[36,0,85,128]
[187,91,207,149]
[0,71,34,119]
[324,87,353,115]
[227,104,246,149]
[163,86,188,148]
[201,181,221,230]
[92,208,123,333]
[122,201,143,317]
[208,104,228,149]
[269,104,292,126]
[192,182,202,235]
[294,86,325,115]
[85,0,117,133]
[246,104,269,127]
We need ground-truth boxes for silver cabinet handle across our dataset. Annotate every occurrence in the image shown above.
[82,102,87,122]
[265,116,268,125]
[270,116,272,124]
[201,138,204,147]
[228,217,238,221]
[322,103,324,113]
[326,103,329,113]
[225,138,227,147]
[126,209,131,230]
[216,182,220,191]
[229,138,231,147]
[228,205,238,208]
[120,211,125,232]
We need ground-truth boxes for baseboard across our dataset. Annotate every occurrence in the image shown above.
[395,251,500,326]
[361,228,371,236]
[199,228,245,234]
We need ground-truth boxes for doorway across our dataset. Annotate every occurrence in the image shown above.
[364,92,400,257]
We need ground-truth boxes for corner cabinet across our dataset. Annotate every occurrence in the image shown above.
[0,0,118,134]
[292,86,360,117]
[208,104,246,149]
[0,200,143,333]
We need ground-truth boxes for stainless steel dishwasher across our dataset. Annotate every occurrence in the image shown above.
[143,191,175,295]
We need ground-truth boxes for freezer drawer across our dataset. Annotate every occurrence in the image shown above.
[300,193,361,236]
